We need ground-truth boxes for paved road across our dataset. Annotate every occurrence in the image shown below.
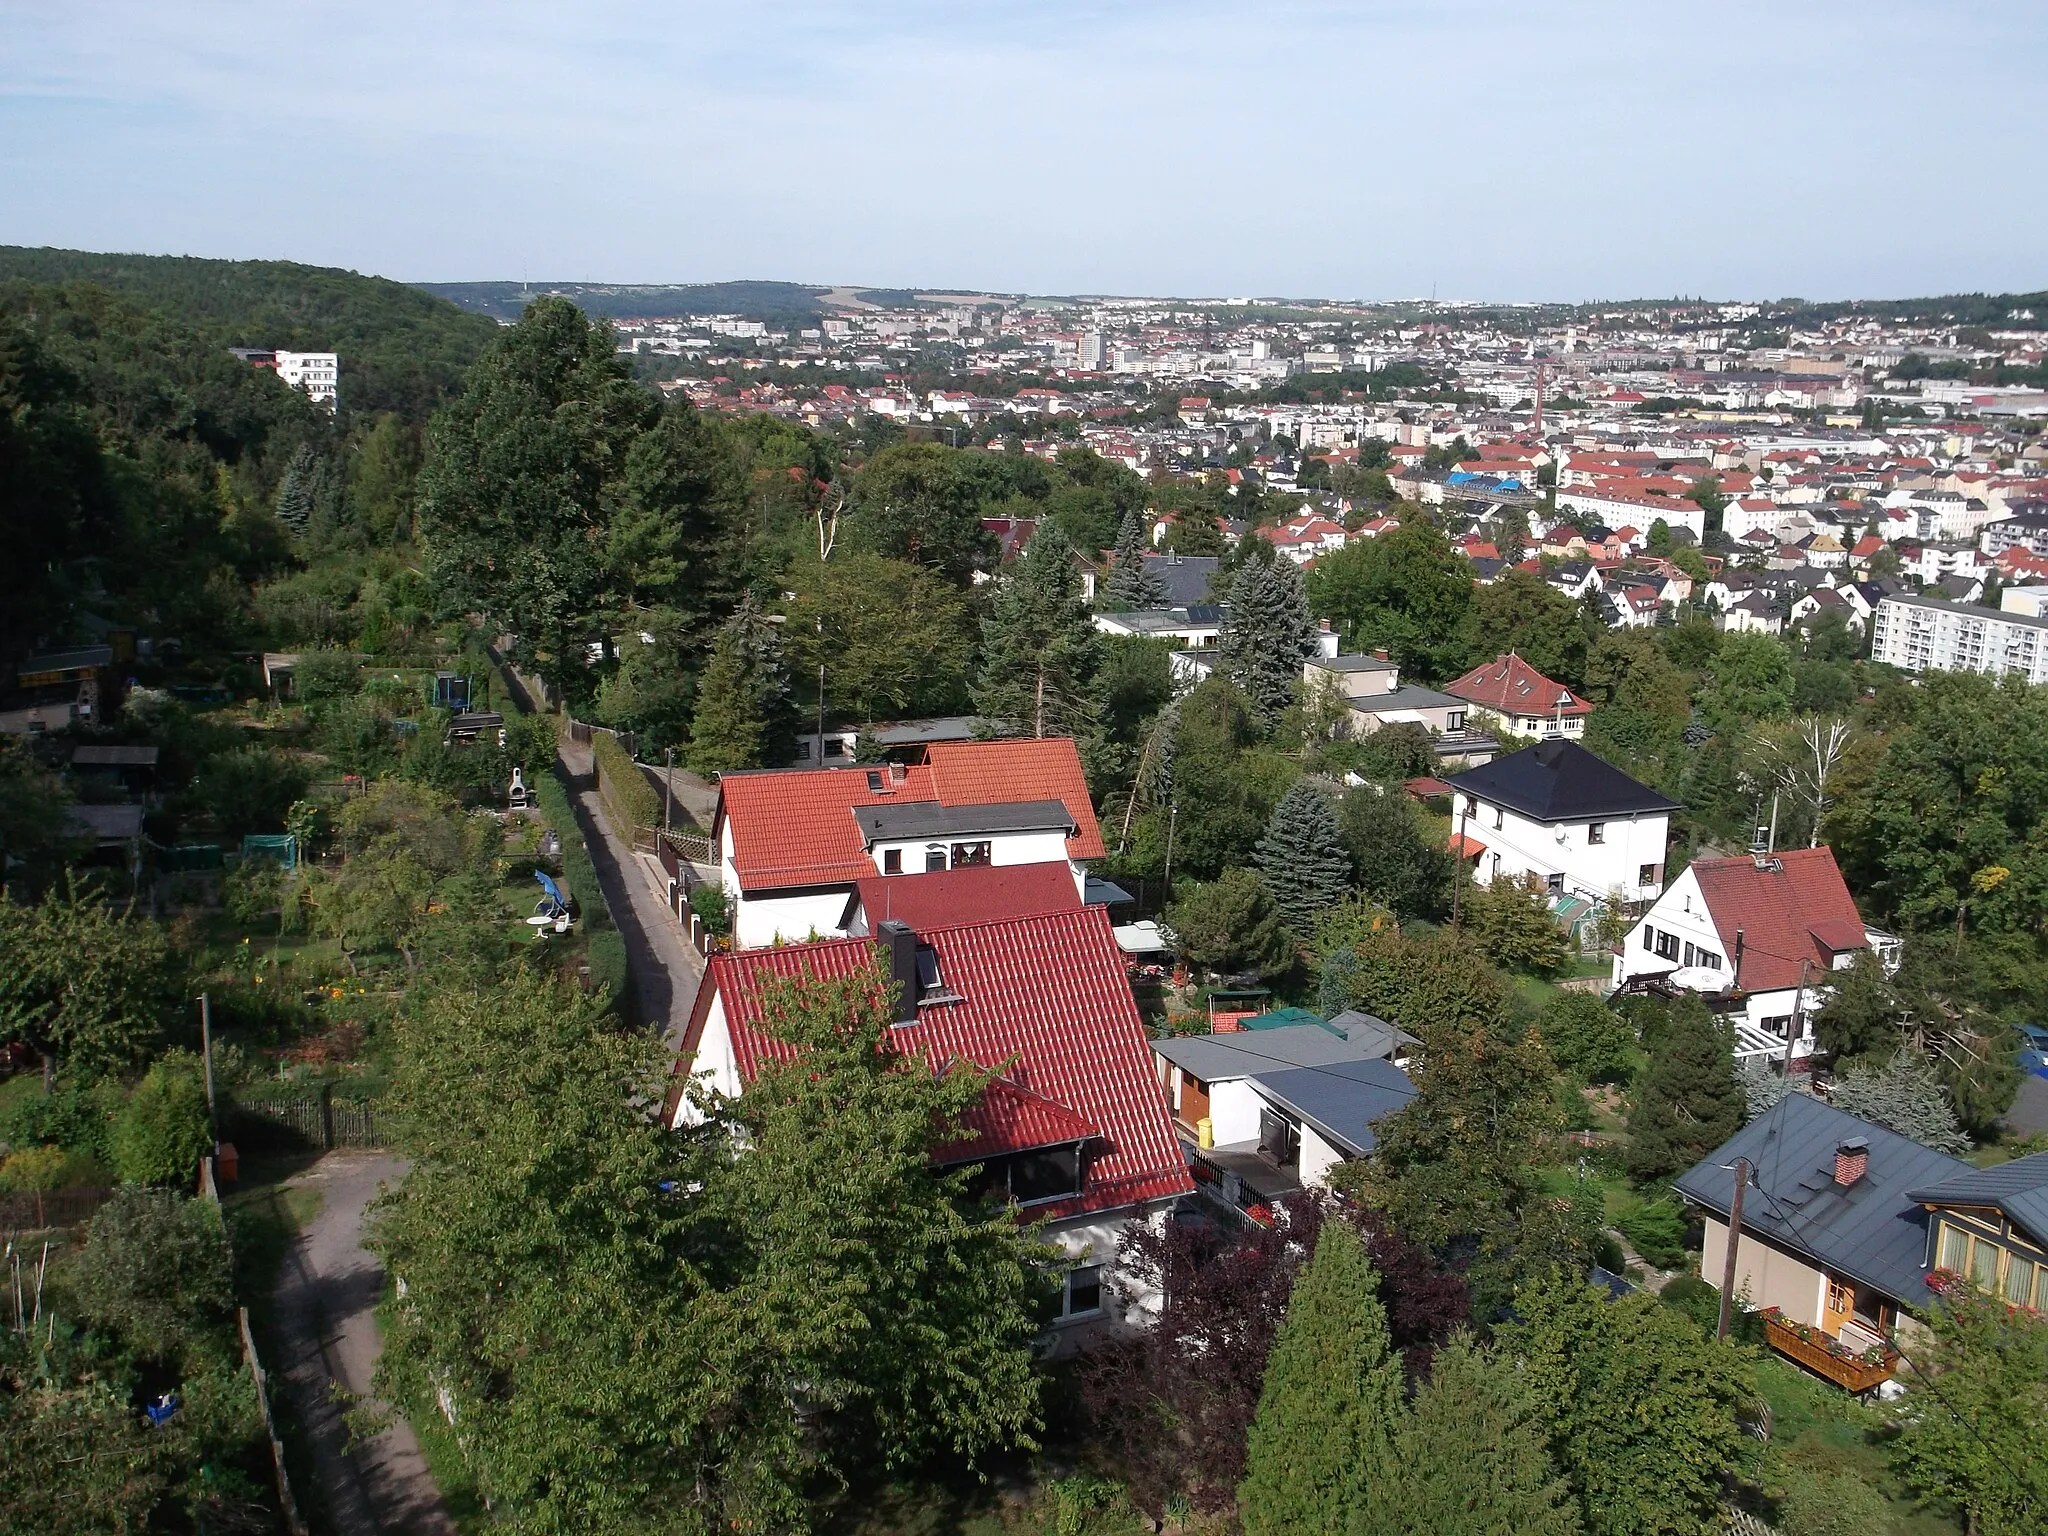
[557,738,706,1050]
[273,1153,455,1536]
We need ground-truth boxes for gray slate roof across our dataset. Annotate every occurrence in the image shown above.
[1154,1024,1377,1079]
[1907,1151,2048,1251]
[853,798,1074,846]
[1141,553,1222,605]
[1253,1058,1418,1156]
[1673,1094,1971,1308]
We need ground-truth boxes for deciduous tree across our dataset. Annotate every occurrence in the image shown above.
[1306,521,1474,681]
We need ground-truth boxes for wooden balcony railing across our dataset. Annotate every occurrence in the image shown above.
[1761,1309,1899,1393]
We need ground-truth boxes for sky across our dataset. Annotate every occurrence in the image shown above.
[3,0,2044,304]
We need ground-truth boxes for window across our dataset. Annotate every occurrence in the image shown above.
[1493,806,1504,829]
[1546,873,1563,896]
[2004,1254,2036,1308]
[1763,1015,1793,1040]
[949,840,992,868]
[866,770,884,789]
[925,844,947,873]
[1939,1223,1969,1274]
[1971,1233,2001,1292]
[1654,930,1681,961]
[1588,822,1606,845]
[1639,862,1660,887]
[1063,1264,1104,1319]
[882,848,901,874]
[1446,710,1465,732]
[1643,925,1656,952]
[1697,949,1722,971]
[1683,942,1697,967]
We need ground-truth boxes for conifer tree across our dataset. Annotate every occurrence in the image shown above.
[1105,509,1168,609]
[1626,997,1745,1181]
[1830,1047,1970,1153]
[1255,780,1352,934]
[685,599,794,776]
[1219,554,1317,723]
[275,445,316,536]
[1239,1221,1404,1536]
[1393,1336,1581,1536]
[974,526,1100,737]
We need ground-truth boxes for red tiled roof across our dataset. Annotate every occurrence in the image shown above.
[853,862,1081,932]
[1443,653,1591,718]
[926,739,1105,859]
[688,907,1194,1221]
[1690,847,1868,994]
[716,739,1104,892]
[941,1076,1097,1166]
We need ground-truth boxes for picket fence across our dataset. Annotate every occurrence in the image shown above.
[233,1089,386,1150]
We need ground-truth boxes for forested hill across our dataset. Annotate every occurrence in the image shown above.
[0,246,499,422]
[418,279,835,328]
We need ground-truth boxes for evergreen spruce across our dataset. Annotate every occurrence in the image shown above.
[685,599,793,776]
[1392,1336,1581,1536]
[973,527,1100,737]
[1830,1047,1971,1153]
[275,445,316,536]
[1256,780,1352,935]
[1105,509,1169,609]
[1238,1221,1404,1536]
[1626,998,1745,1181]
[1220,555,1317,723]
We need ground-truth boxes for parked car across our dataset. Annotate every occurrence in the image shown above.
[2017,1023,2048,1079]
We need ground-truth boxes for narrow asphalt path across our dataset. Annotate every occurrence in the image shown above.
[557,737,706,1051]
[273,1152,455,1536]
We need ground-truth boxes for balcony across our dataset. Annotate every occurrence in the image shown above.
[1760,1309,1899,1394]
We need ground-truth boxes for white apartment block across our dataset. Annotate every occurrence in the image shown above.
[1869,592,2048,684]
[274,350,339,407]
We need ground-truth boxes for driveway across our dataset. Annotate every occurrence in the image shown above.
[272,1152,455,1536]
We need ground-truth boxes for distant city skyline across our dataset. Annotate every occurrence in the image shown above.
[4,1,2044,303]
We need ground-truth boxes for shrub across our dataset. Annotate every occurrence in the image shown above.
[1615,1195,1691,1270]
[192,745,312,839]
[1775,1465,1896,1536]
[0,1143,67,1191]
[292,648,361,700]
[592,731,660,834]
[1537,992,1635,1083]
[68,1186,234,1364]
[109,1060,212,1186]
[585,929,632,1016]
[689,883,731,937]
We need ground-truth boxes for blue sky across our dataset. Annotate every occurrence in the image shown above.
[3,1,2043,302]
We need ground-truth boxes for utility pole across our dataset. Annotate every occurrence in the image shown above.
[1717,1157,1750,1341]
[1163,801,1179,893]
[198,993,217,1147]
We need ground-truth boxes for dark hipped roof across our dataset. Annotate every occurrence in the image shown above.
[1443,740,1681,822]
[1907,1152,2048,1251]
[1674,1094,1970,1309]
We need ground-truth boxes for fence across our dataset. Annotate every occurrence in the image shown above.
[0,1185,115,1233]
[233,1088,386,1151]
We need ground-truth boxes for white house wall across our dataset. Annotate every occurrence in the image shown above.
[1204,1078,1266,1146]
[671,995,741,1129]
[1465,796,1669,904]
[1297,1123,1348,1189]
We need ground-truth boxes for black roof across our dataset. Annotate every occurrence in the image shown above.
[1907,1151,2048,1251]
[853,797,1074,846]
[1674,1094,1969,1309]
[1441,740,1681,823]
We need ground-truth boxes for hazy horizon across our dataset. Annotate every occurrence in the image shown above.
[6,1,2044,304]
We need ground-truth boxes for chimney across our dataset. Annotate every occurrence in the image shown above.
[1834,1137,1869,1187]
[878,919,920,1026]
[1373,647,1390,662]
[1733,928,1745,977]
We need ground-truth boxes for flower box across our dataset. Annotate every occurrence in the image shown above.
[1759,1308,1898,1393]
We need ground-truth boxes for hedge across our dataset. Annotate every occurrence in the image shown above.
[585,929,631,1009]
[534,768,611,933]
[591,730,661,837]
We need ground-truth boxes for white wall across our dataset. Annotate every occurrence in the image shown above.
[1464,794,1668,904]
[1298,1123,1349,1190]
[866,826,1073,878]
[1204,1077,1265,1146]
[671,995,741,1128]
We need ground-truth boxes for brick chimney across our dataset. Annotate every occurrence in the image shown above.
[877,919,920,1026]
[1834,1137,1869,1187]
[1373,647,1391,662]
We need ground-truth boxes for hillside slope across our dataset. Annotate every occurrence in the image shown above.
[0,246,500,422]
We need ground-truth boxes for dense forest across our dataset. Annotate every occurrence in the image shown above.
[0,246,500,423]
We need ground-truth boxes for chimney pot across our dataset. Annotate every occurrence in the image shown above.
[1834,1137,1869,1187]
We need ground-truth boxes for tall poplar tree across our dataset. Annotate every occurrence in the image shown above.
[974,526,1100,737]
[1238,1222,1404,1536]
[1219,554,1317,723]
[1105,509,1168,609]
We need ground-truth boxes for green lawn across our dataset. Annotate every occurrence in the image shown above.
[1753,1355,1963,1535]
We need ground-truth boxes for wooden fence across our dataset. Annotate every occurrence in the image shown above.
[233,1089,386,1150]
[0,1185,115,1233]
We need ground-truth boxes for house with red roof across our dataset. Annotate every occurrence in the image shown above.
[1443,653,1591,740]
[669,906,1196,1342]
[1612,847,1900,1067]
[713,738,1107,947]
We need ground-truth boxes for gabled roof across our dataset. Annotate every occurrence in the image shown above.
[1444,653,1592,718]
[852,862,1080,933]
[1442,740,1681,823]
[716,738,1104,891]
[1674,1094,1970,1308]
[1906,1151,2048,1252]
[1689,847,1868,994]
[690,906,1191,1221]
